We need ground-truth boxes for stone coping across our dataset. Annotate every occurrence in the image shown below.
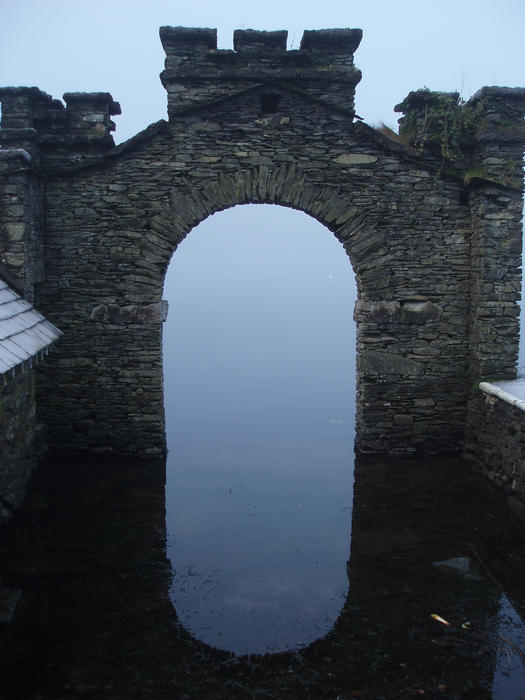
[479,379,525,413]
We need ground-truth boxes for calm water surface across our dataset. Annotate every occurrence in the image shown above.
[166,435,354,655]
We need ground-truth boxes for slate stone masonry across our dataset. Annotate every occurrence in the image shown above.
[465,383,525,522]
[0,370,45,526]
[0,27,524,479]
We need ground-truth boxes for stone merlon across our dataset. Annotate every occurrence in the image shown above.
[300,28,362,53]
[63,92,121,116]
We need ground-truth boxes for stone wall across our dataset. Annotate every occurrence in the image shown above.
[0,27,524,464]
[464,383,525,522]
[35,97,475,457]
[0,147,44,303]
[0,369,45,526]
[0,112,64,525]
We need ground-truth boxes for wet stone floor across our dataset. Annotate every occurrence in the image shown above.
[0,454,524,699]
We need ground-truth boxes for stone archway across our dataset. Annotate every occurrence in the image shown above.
[0,27,518,461]
[35,136,475,458]
[153,168,368,456]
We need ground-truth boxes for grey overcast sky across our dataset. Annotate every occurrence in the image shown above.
[1,0,523,143]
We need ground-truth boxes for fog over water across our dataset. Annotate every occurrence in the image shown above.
[163,204,358,653]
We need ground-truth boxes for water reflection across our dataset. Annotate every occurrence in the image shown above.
[166,434,353,654]
[0,457,525,700]
[1,454,524,698]
[493,594,525,698]
[346,455,525,699]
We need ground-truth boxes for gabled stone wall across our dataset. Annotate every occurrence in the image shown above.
[0,27,523,466]
[34,89,474,457]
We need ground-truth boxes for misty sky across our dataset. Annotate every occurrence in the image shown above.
[1,1,524,142]
[163,205,357,443]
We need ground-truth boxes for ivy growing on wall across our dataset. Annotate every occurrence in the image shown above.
[395,88,487,167]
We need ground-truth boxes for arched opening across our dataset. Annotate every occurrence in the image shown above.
[163,203,357,655]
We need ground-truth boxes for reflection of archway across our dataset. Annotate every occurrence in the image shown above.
[162,203,357,654]
[326,453,514,697]
[2,449,520,694]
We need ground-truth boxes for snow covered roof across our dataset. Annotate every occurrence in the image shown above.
[0,279,62,375]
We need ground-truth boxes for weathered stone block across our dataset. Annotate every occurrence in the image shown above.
[89,301,169,324]
[393,414,414,426]
[359,351,424,378]
[333,154,378,165]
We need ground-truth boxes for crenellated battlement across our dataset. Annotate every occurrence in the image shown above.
[159,26,363,118]
[394,86,525,185]
[0,86,121,165]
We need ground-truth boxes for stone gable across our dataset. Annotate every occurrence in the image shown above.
[0,26,524,467]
